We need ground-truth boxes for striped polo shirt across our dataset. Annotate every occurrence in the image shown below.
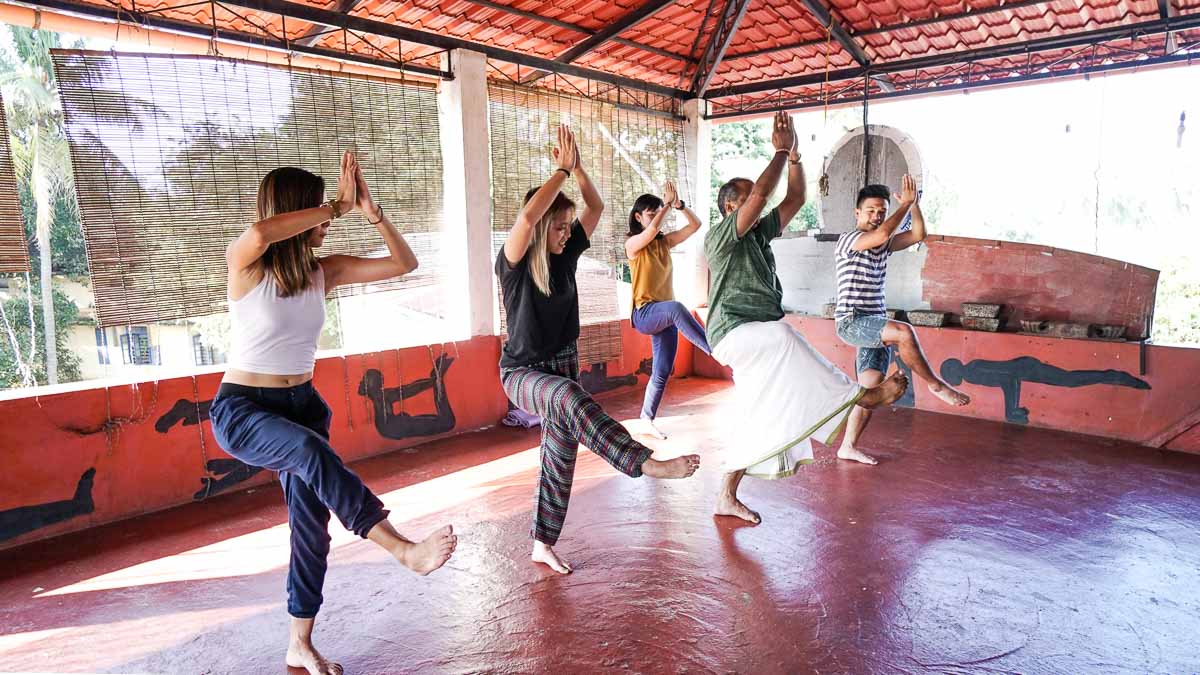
[834,230,891,320]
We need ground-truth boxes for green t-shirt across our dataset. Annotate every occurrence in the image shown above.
[704,206,785,349]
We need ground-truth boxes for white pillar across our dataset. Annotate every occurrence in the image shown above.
[678,98,712,307]
[439,49,495,338]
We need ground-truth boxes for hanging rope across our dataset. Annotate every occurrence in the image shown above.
[862,73,871,187]
[822,16,834,124]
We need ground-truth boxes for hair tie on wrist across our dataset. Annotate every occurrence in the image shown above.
[555,168,570,178]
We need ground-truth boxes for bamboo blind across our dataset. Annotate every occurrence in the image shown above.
[52,50,443,327]
[0,100,30,274]
[488,79,684,366]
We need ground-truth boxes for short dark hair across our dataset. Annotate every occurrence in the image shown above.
[717,178,752,216]
[856,184,890,208]
[627,193,665,238]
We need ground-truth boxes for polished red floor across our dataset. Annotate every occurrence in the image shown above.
[2,377,1199,674]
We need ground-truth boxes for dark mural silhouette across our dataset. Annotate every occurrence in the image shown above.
[156,399,259,501]
[941,356,1151,424]
[358,353,457,440]
[580,358,654,395]
[195,459,264,501]
[155,398,213,433]
[1,468,96,543]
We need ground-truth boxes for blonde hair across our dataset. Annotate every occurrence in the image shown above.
[256,167,324,297]
[522,189,576,296]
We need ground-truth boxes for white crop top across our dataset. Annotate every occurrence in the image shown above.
[228,264,327,375]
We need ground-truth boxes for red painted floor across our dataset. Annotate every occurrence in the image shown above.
[2,377,1199,674]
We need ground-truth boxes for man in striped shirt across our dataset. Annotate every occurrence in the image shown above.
[833,176,970,465]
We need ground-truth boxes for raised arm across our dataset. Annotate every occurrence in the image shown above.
[573,145,604,237]
[626,182,677,259]
[663,187,702,248]
[226,150,355,274]
[321,162,420,291]
[775,120,806,230]
[503,124,576,266]
[736,111,794,237]
[851,174,916,252]
[889,184,926,252]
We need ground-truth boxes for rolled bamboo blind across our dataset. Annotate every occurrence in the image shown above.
[52,50,443,327]
[0,100,30,274]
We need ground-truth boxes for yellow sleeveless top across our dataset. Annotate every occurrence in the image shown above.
[630,237,674,311]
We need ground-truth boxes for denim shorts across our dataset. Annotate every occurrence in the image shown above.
[836,313,891,375]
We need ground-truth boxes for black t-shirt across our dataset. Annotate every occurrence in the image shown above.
[496,220,590,368]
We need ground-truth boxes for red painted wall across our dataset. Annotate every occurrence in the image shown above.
[694,314,1200,456]
[6,310,1196,553]
[0,321,675,552]
[920,236,1159,339]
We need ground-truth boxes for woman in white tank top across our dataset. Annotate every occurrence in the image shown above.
[209,150,457,675]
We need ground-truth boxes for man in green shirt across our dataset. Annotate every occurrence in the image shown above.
[704,112,909,524]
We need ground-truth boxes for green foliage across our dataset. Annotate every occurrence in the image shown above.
[1152,256,1200,346]
[15,167,88,275]
[0,282,82,387]
[709,120,769,226]
[2,27,90,277]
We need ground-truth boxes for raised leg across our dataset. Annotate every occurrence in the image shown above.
[881,320,970,406]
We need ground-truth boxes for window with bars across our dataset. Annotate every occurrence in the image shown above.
[94,327,110,365]
[118,326,154,365]
[192,333,223,366]
[52,50,445,331]
[487,77,687,366]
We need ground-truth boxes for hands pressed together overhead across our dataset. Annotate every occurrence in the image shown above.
[895,173,918,206]
[552,123,579,172]
[334,149,383,222]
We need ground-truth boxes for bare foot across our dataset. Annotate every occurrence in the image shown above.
[532,541,572,574]
[396,525,457,575]
[928,382,970,406]
[859,372,909,409]
[836,446,878,465]
[714,494,761,524]
[641,454,700,479]
[286,641,343,675]
[643,418,667,440]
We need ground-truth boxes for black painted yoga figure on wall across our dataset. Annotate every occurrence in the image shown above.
[154,354,459,499]
[156,400,266,500]
[155,398,213,433]
[357,353,457,440]
[578,357,654,396]
[0,468,96,543]
[940,356,1151,424]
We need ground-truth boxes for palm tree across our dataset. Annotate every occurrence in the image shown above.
[1,27,77,384]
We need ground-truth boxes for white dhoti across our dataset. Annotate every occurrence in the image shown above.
[712,320,864,479]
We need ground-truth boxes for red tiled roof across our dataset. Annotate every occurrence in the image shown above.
[33,0,1200,115]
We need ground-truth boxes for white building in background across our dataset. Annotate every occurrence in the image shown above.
[56,276,225,382]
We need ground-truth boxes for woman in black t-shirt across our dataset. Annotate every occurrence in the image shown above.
[496,124,700,574]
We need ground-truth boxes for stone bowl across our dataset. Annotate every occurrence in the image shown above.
[962,317,1001,332]
[907,310,947,327]
[962,303,1002,319]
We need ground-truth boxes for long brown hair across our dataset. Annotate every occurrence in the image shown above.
[522,188,576,296]
[256,167,324,297]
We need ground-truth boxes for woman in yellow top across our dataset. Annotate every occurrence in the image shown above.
[625,181,710,439]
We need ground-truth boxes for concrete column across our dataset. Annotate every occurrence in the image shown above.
[678,98,712,307]
[439,49,495,338]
